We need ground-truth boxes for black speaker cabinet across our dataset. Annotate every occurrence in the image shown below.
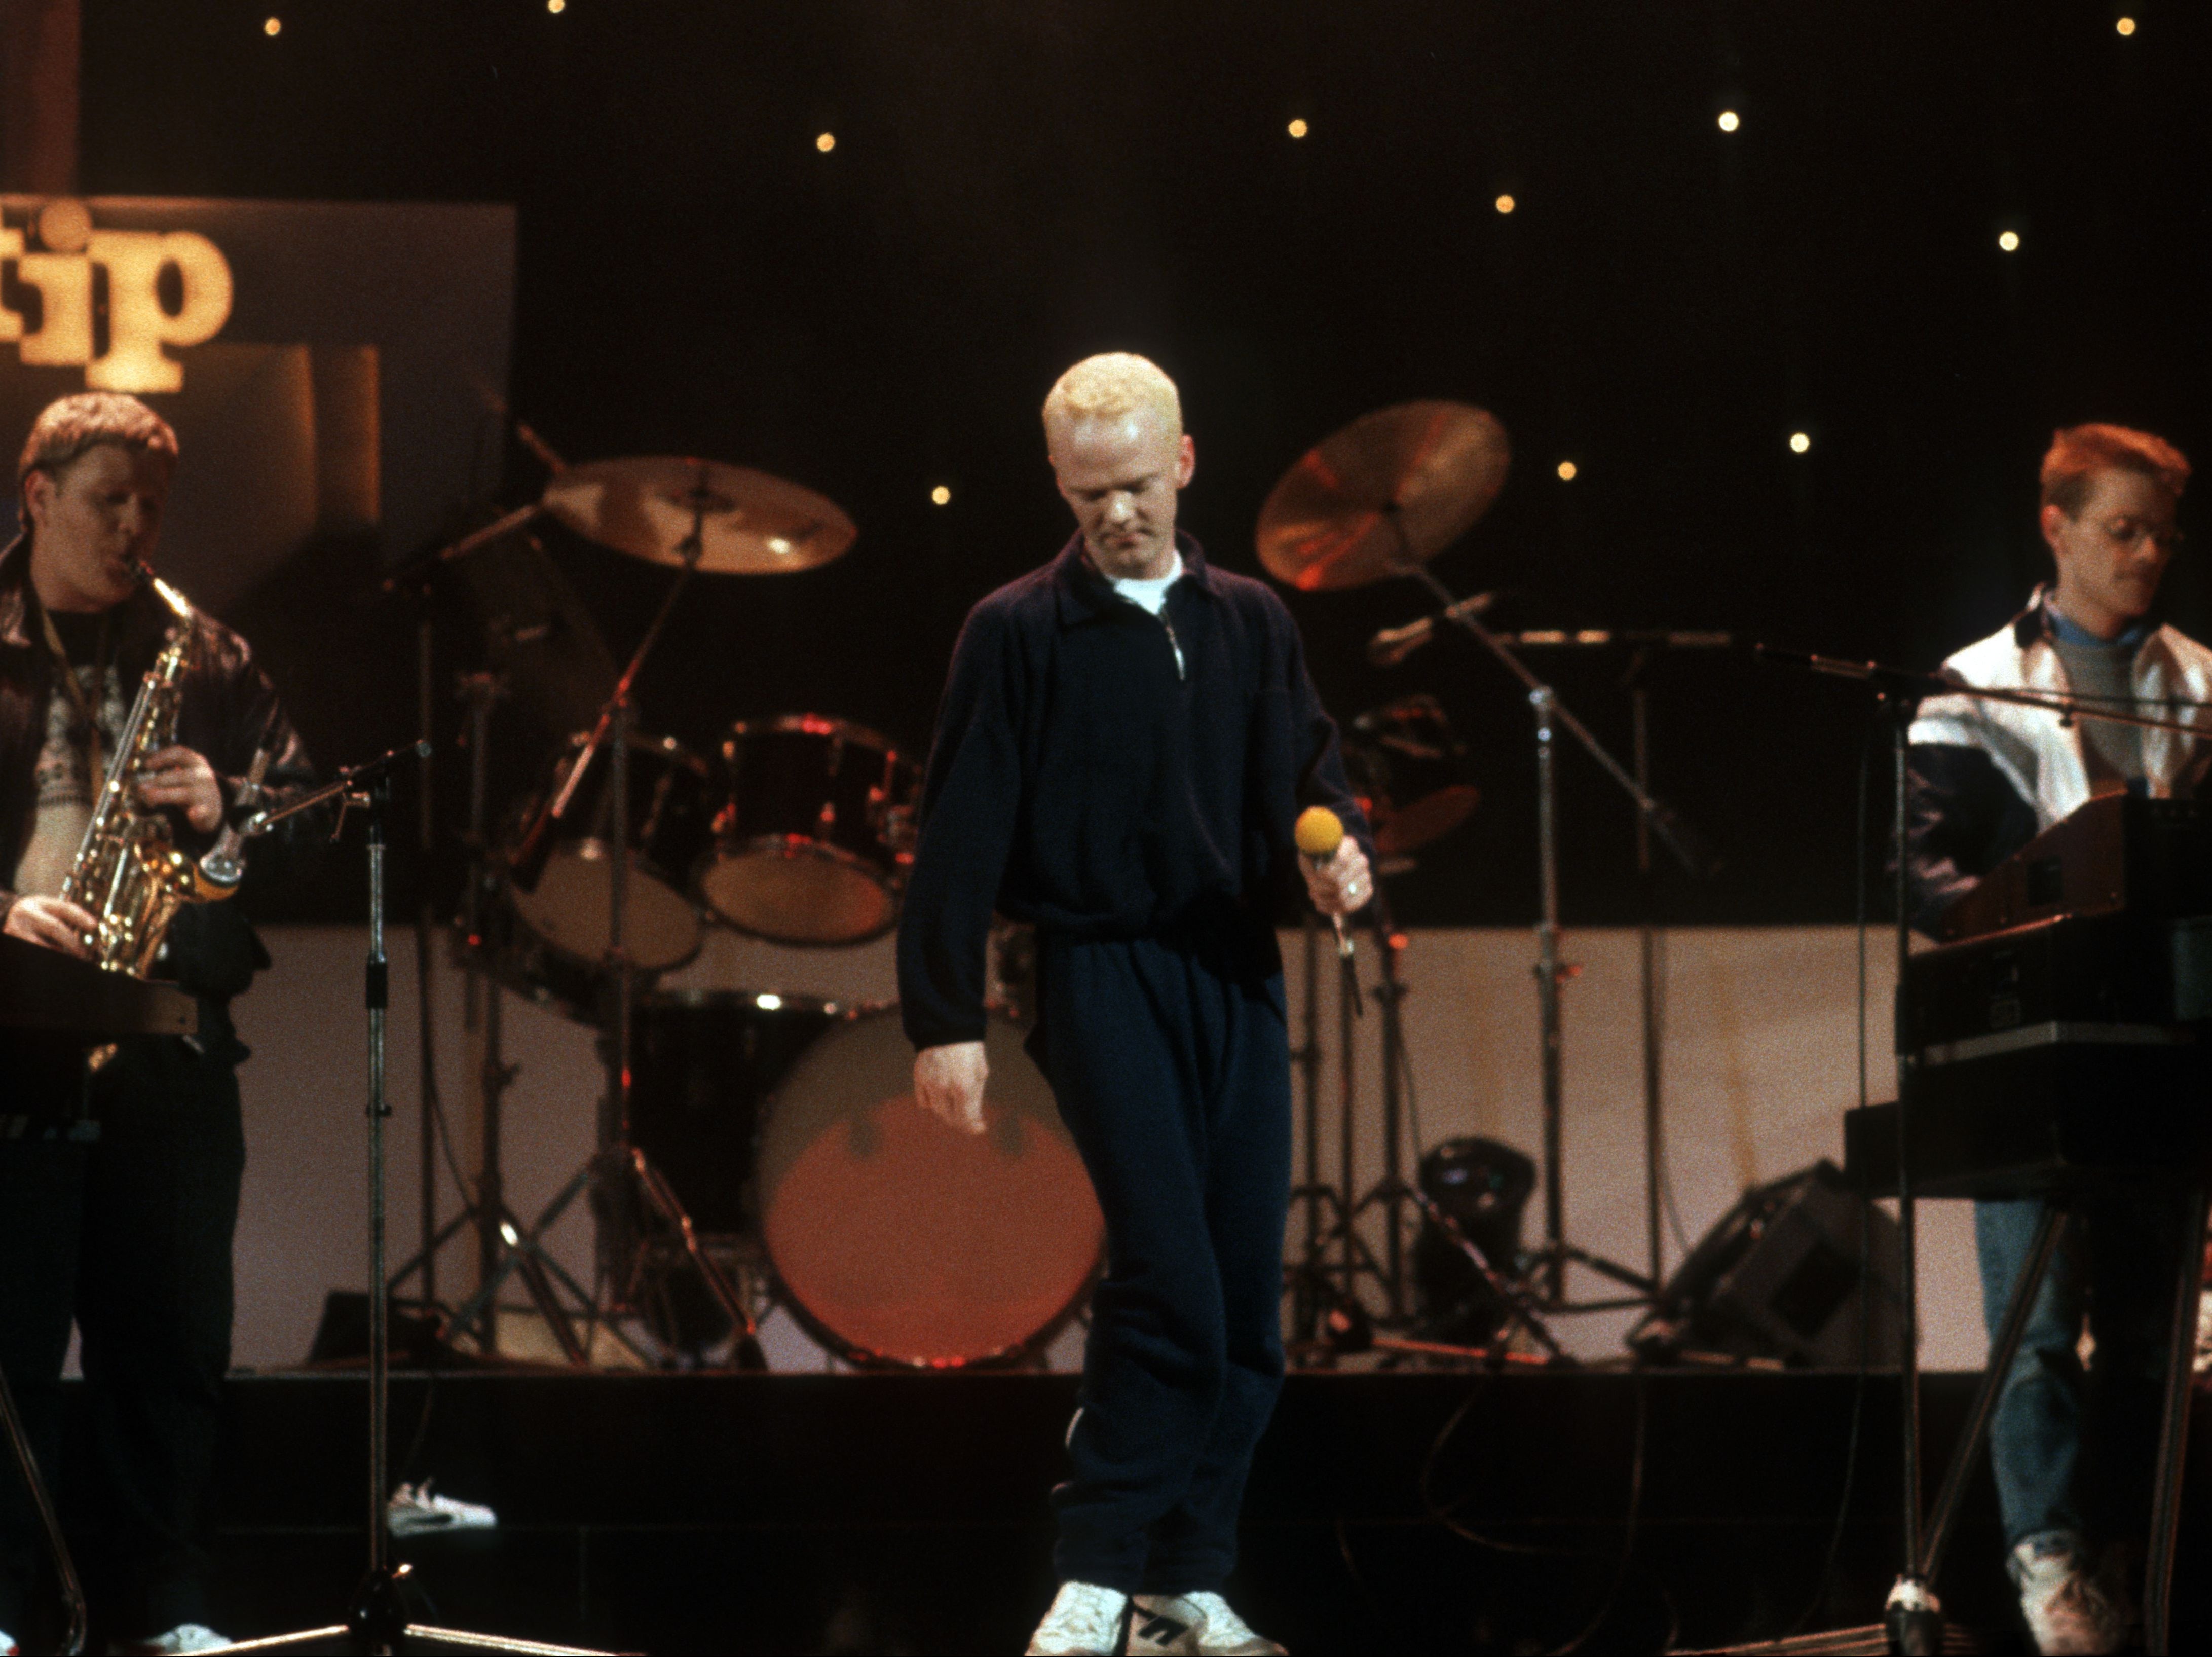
[1630,1160,1902,1369]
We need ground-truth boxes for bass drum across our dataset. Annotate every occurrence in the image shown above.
[757,1007,1103,1368]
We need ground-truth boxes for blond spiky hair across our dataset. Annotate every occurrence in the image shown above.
[1041,353,1183,442]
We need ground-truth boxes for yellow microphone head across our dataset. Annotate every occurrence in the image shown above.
[1294,805,1345,859]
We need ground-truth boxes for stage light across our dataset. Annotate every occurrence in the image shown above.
[1287,118,1309,139]
[816,131,836,153]
[547,0,565,11]
[1789,432,1811,454]
[930,485,952,506]
[756,992,784,1010]
[1998,229,2020,252]
[2116,16,2136,35]
[262,15,281,35]
[1556,460,1578,482]
[1717,109,1740,133]
[1495,194,1516,215]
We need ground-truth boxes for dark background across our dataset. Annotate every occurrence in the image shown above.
[74,0,2212,926]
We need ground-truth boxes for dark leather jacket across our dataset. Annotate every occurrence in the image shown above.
[0,533,318,1004]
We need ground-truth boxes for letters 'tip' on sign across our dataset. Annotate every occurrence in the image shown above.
[0,211,235,394]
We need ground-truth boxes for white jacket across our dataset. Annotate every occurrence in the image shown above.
[1910,588,2212,834]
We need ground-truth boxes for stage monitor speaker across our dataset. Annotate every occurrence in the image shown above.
[1630,1160,1902,1369]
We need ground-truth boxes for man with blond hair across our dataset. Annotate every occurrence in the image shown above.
[1906,422,2207,1655]
[899,353,1371,1656]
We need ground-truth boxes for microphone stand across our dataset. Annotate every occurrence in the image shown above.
[1386,523,1710,1312]
[228,747,631,1657]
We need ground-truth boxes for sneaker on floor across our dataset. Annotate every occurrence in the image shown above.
[2010,1536,2126,1656]
[1027,1581,1131,1655]
[1130,1592,1287,1656]
[388,1478,498,1537]
[109,1626,232,1655]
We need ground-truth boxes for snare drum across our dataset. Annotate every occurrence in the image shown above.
[700,715,920,946]
[500,729,713,987]
[756,1006,1103,1367]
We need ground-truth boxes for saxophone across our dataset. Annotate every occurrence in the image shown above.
[59,575,241,975]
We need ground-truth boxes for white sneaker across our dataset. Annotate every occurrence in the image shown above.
[388,1479,498,1537]
[1129,1593,1287,1656]
[1027,1581,1131,1655]
[2010,1536,2126,1656]
[109,1627,232,1655]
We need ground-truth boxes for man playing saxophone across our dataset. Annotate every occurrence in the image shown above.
[0,393,316,1656]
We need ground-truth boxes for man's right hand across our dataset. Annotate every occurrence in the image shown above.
[914,1040,989,1136]
[3,895,98,960]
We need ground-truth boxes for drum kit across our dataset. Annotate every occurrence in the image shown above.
[389,448,1100,1372]
[389,394,1718,1374]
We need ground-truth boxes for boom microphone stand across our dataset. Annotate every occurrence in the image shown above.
[1386,530,1714,1311]
[228,747,629,1657]
[1491,631,1734,1292]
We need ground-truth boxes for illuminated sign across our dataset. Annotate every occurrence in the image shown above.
[0,197,233,392]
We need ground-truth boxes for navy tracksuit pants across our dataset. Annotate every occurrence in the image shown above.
[1030,924,1292,1594]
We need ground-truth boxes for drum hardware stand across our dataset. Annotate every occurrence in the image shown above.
[376,525,597,1361]
[1339,891,1418,1320]
[384,670,610,1363]
[1285,911,1396,1350]
[230,747,626,1657]
[1741,649,2207,1657]
[1286,914,1340,1344]
[1387,532,1708,1313]
[379,504,557,1315]
[1345,889,1568,1358]
[505,472,764,1369]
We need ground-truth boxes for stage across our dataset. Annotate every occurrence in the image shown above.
[35,1369,2210,1655]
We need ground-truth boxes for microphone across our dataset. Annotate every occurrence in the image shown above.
[1366,591,1497,667]
[1294,806,1357,962]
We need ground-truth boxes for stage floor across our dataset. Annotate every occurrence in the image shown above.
[39,1370,2212,1654]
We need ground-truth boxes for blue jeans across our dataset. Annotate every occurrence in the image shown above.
[1973,1193,2190,1551]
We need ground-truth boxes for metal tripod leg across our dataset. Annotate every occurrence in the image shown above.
[2144,1181,2209,1656]
[0,1356,84,1657]
[626,1147,760,1350]
[443,1164,651,1368]
[1919,1204,2068,1583]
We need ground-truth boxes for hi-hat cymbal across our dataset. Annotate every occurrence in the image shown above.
[542,456,857,574]
[1256,402,1510,591]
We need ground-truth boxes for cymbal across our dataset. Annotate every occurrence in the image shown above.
[542,457,857,575]
[1256,402,1510,591]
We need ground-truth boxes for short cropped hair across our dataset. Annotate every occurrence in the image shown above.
[1041,353,1182,442]
[2039,423,2190,515]
[16,392,179,492]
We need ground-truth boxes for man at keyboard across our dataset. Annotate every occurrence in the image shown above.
[1905,423,2210,1654]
